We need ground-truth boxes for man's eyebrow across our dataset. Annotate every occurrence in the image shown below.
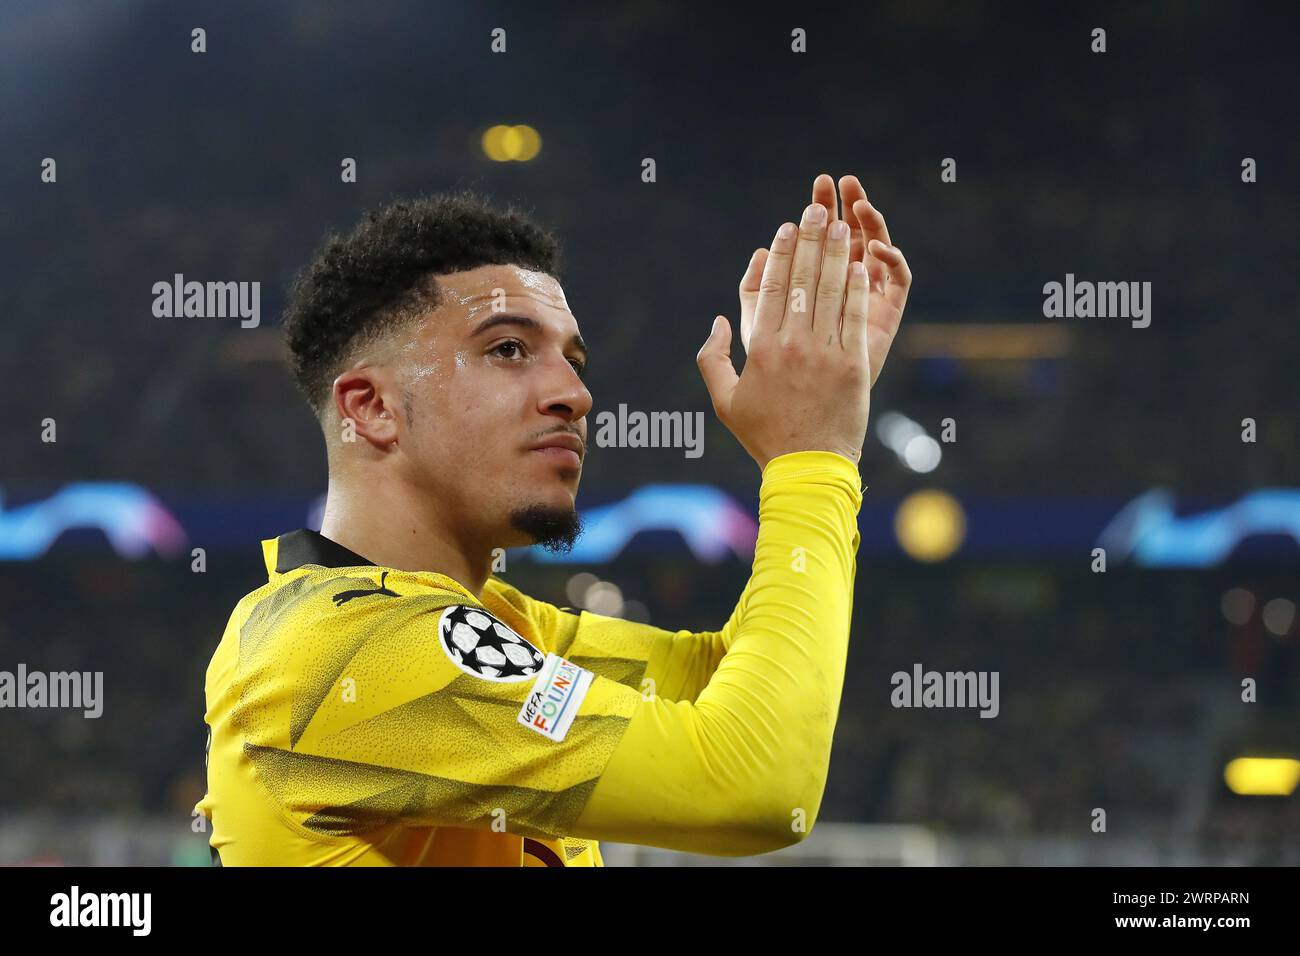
[471,314,589,365]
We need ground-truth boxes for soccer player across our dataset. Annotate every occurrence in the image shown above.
[196,174,912,865]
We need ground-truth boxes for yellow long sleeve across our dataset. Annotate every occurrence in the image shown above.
[570,450,862,855]
[199,452,861,864]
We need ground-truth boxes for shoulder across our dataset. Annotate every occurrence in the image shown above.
[482,576,582,653]
[253,565,468,621]
[236,566,479,673]
[482,576,573,619]
[244,567,590,686]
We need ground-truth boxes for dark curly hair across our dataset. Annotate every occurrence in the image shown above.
[283,191,561,415]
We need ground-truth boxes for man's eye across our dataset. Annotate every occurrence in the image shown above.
[492,340,525,360]
[569,359,587,377]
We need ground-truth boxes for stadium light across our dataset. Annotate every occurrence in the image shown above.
[1262,598,1296,637]
[876,411,943,474]
[894,489,966,562]
[1220,588,1255,626]
[1224,757,1300,796]
[481,124,542,162]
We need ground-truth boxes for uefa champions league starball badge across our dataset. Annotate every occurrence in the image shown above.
[438,605,545,682]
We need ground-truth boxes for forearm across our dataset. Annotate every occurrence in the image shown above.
[572,450,862,854]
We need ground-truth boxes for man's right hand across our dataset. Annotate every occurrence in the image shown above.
[739,174,911,388]
[697,195,910,472]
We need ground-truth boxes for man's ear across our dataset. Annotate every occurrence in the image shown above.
[332,369,400,448]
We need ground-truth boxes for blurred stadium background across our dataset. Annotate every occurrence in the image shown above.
[1,1,1297,865]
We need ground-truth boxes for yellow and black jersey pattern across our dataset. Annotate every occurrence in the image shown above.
[197,450,864,865]
[197,529,665,866]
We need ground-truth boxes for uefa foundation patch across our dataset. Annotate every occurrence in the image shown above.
[518,653,594,742]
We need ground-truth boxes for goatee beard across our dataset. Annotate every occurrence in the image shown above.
[509,504,583,554]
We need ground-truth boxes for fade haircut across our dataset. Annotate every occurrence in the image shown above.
[283,192,561,416]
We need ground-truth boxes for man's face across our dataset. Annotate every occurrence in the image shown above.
[386,264,592,550]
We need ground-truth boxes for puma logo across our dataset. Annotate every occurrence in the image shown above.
[332,571,399,606]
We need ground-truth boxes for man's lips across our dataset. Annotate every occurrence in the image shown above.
[528,434,584,468]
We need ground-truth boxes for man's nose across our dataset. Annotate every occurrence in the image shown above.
[538,358,592,423]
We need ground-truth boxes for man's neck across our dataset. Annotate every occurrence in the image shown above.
[318,477,492,598]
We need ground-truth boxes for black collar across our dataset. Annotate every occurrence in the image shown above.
[275,529,376,573]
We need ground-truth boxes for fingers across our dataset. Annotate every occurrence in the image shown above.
[862,240,911,385]
[783,203,828,335]
[868,238,912,314]
[812,220,851,337]
[750,223,797,345]
[739,248,767,296]
[696,316,739,419]
[838,175,867,217]
[852,197,893,289]
[841,259,869,356]
[852,198,893,247]
[838,175,869,260]
[738,247,766,352]
[811,172,838,222]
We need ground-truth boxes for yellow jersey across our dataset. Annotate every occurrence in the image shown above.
[196,450,862,865]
